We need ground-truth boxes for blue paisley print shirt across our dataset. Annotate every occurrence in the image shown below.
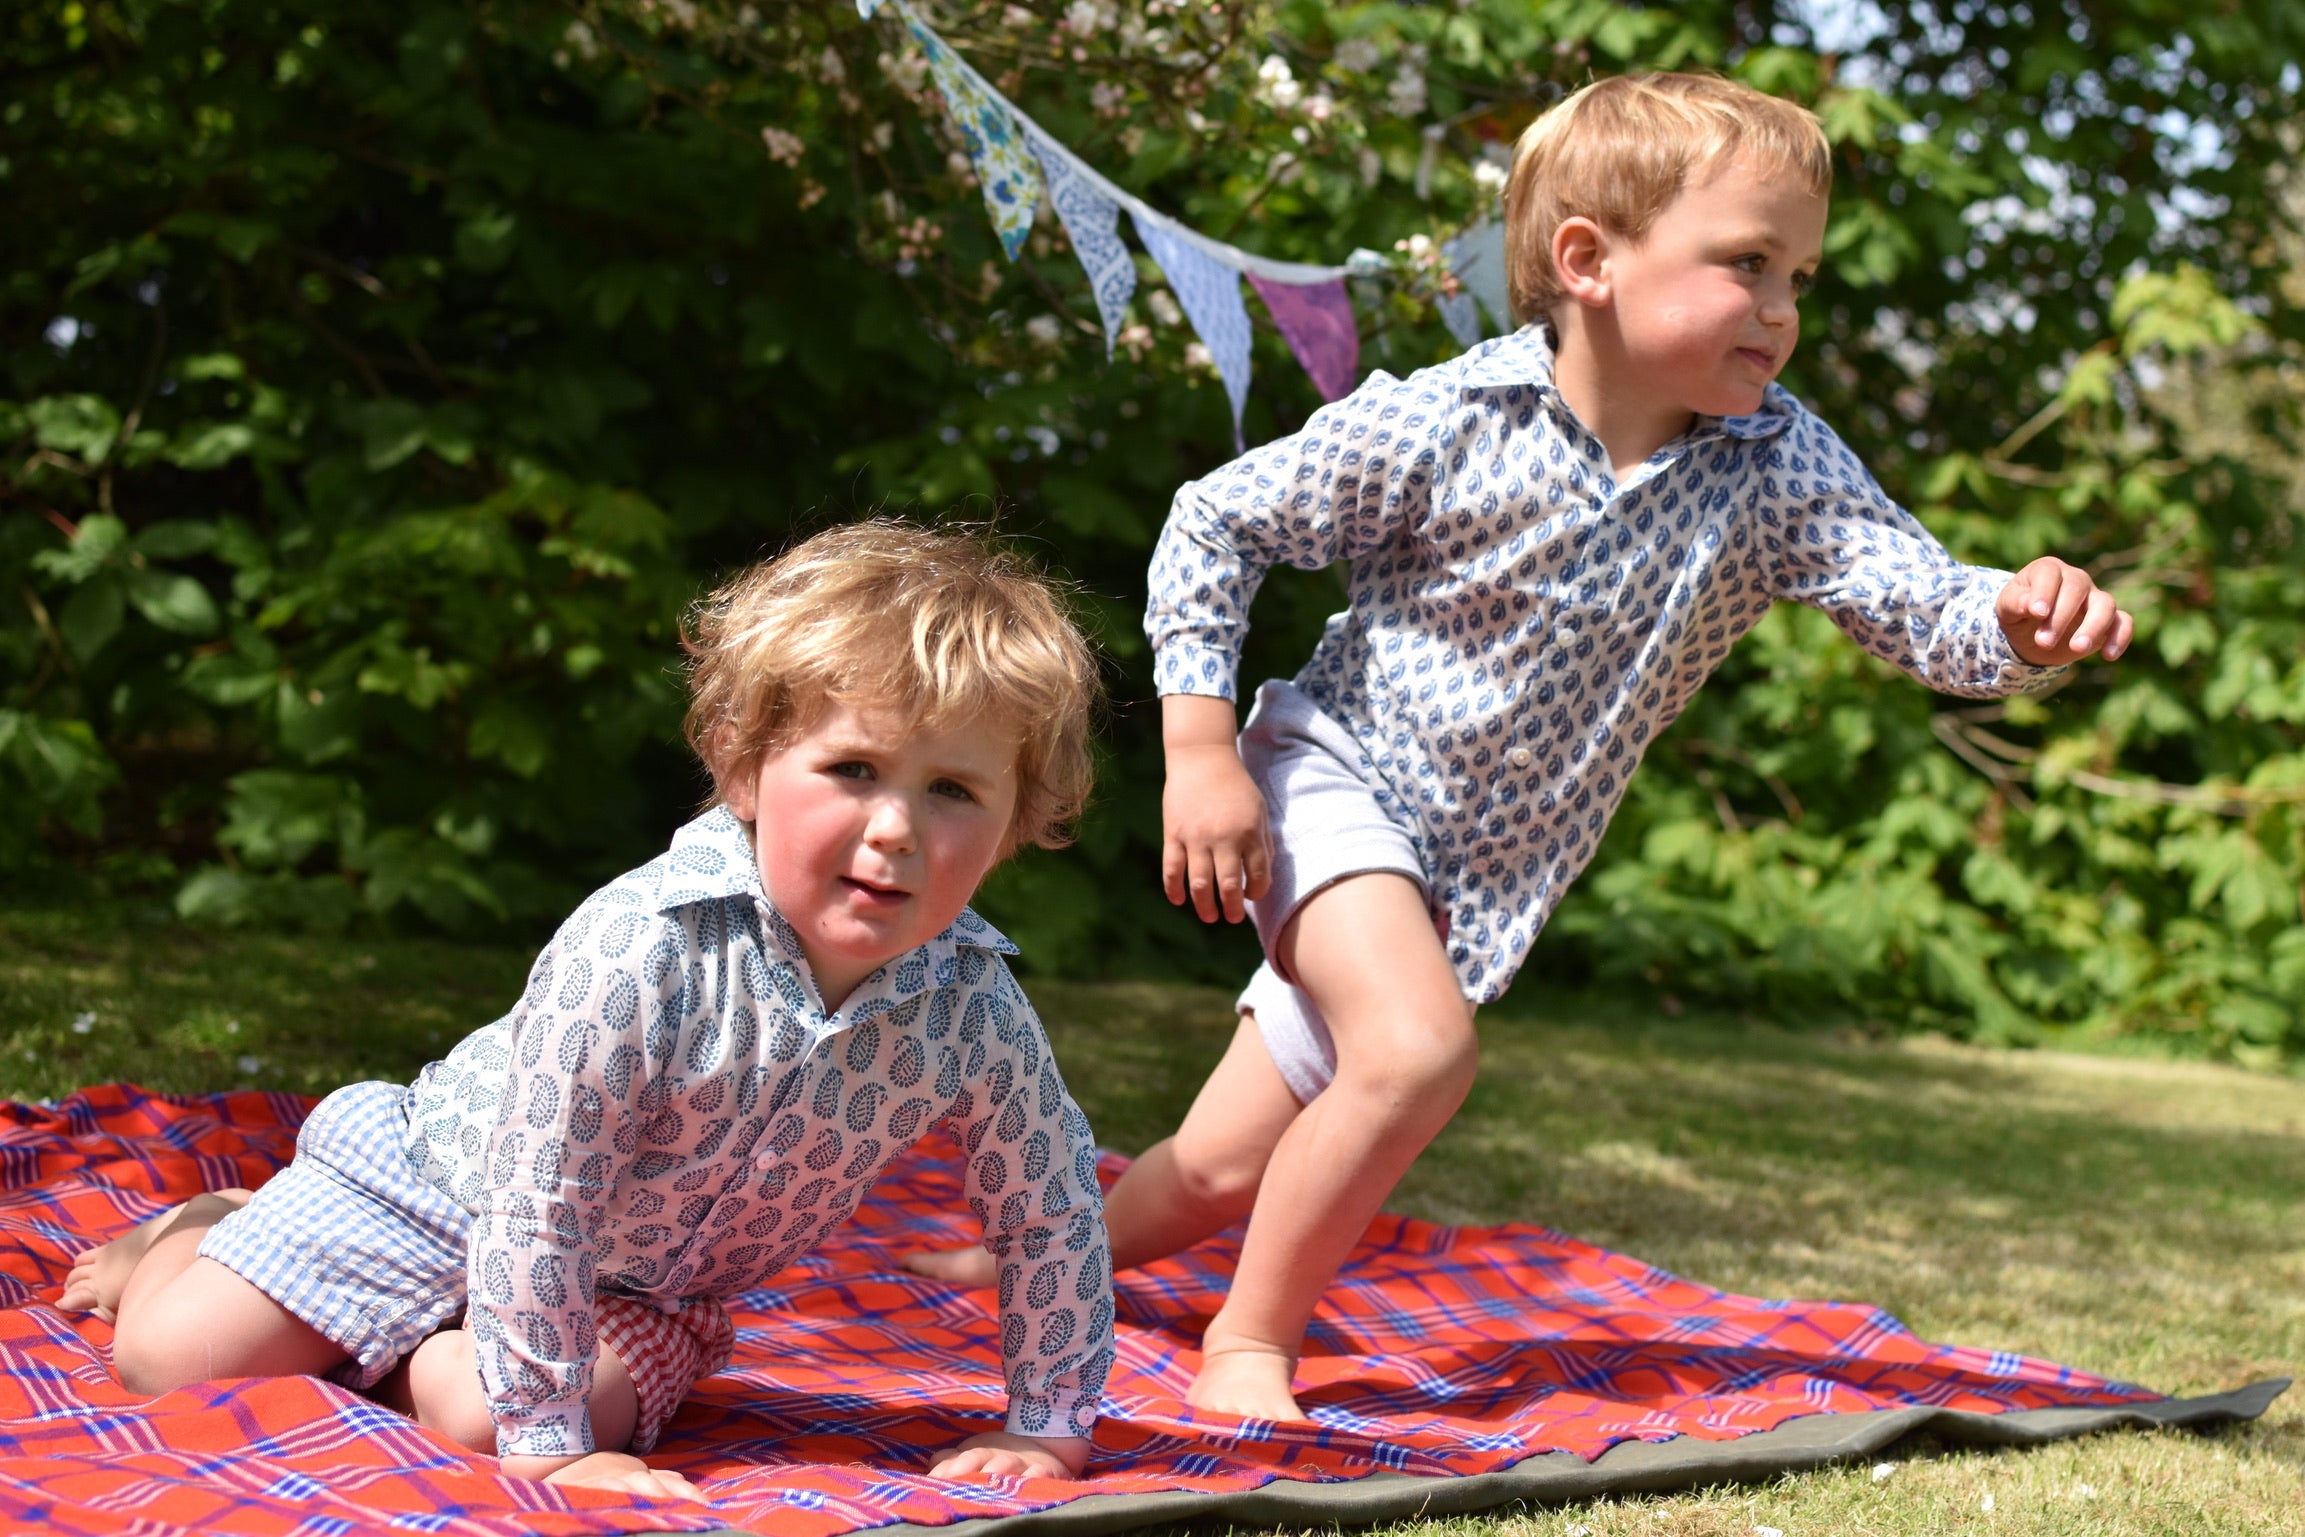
[403,807,1114,1457]
[1147,326,2063,1003]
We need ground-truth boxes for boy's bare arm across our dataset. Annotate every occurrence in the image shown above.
[1994,556,2134,665]
[1162,694,1271,924]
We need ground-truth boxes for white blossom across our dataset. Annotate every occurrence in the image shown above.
[761,127,806,166]
[1257,55,1302,109]
[1025,314,1065,346]
[1335,36,1381,73]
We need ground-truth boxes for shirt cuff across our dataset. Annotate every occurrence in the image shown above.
[1006,1388,1098,1441]
[1981,623,2070,694]
[1151,644,1240,700]
[493,1402,594,1459]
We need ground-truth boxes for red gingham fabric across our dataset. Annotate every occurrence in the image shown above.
[595,1294,735,1456]
[0,1085,2160,1537]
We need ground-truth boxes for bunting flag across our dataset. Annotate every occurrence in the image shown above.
[904,15,1039,259]
[1136,214,1254,445]
[1027,125,1136,357]
[1447,221,1513,333]
[1247,274,1358,402]
[855,0,1514,438]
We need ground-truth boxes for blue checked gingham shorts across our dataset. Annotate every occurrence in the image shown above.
[198,1079,472,1391]
[1235,679,1443,1103]
[198,1078,735,1453]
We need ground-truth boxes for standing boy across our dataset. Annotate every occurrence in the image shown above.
[913,73,2132,1422]
[64,522,1115,1495]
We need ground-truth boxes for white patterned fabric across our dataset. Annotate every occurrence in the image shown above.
[1029,125,1136,357]
[1145,325,2063,1003]
[1136,213,1253,441]
[403,807,1112,1457]
[909,18,1040,259]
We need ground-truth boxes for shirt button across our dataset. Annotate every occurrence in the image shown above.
[1508,747,1533,769]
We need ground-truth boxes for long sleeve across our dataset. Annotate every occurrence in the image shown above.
[949,960,1113,1440]
[1753,411,2066,699]
[1146,368,1443,701]
[466,898,670,1457]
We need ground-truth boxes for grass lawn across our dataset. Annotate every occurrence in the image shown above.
[2,899,2298,1535]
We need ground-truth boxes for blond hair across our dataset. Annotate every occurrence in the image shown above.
[684,520,1100,851]
[1505,72,1832,322]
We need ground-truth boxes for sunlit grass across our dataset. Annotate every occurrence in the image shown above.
[2,904,2296,1535]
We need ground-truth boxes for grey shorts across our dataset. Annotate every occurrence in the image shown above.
[1236,679,1429,1104]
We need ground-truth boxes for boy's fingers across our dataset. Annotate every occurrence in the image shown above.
[2013,559,2056,619]
[2105,606,2135,660]
[2070,587,2117,655]
[1212,847,1248,924]
[1162,836,1187,907]
[1186,844,1221,923]
[2038,566,2090,648]
[1243,838,1272,903]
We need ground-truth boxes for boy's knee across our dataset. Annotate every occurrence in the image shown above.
[112,1315,208,1396]
[1336,1010,1478,1117]
[1166,1130,1268,1219]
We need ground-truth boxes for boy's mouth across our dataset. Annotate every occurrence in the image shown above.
[1736,346,1778,372]
[841,876,910,909]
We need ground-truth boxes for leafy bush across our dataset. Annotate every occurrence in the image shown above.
[3,0,2300,1055]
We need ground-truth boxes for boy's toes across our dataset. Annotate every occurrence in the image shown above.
[900,1245,999,1288]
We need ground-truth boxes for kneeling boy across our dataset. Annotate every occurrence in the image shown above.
[62,522,1114,1498]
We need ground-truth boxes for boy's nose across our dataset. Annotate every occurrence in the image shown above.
[864,794,918,853]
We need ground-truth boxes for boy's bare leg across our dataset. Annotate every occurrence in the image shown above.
[58,1188,254,1322]
[1192,871,1475,1421]
[110,1238,347,1394]
[903,1018,1304,1288]
[383,1325,702,1501]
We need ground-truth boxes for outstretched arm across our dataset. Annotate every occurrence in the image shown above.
[945,966,1115,1479]
[1757,414,2119,697]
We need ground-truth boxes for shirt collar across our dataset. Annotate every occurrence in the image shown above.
[649,801,1020,958]
[1449,323,1795,442]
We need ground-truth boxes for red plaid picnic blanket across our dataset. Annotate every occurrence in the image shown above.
[0,1085,2158,1536]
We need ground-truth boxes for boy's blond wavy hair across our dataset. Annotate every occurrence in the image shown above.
[1505,72,1832,323]
[684,520,1100,852]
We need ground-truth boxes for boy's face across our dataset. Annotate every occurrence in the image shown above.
[725,700,1021,1010]
[1589,154,1827,419]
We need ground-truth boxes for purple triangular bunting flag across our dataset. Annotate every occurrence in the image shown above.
[1247,275,1359,402]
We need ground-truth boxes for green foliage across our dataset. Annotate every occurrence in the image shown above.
[3,0,2302,1054]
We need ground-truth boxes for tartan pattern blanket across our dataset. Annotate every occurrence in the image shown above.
[0,1085,2160,1537]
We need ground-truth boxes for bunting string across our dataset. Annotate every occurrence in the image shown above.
[855,0,1509,440]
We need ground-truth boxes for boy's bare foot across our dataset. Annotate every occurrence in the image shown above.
[901,1243,998,1289]
[56,1189,253,1323]
[1188,1343,1307,1422]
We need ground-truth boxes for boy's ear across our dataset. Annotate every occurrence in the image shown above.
[719,742,760,822]
[1552,216,1612,309]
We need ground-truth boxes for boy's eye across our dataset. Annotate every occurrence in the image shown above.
[1731,253,1766,274]
[930,778,978,803]
[829,760,874,781]
[1791,269,1817,297]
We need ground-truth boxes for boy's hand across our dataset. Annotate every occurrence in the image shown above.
[1161,695,1271,924]
[536,1451,706,1502]
[929,1432,1091,1481]
[1995,556,2134,666]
